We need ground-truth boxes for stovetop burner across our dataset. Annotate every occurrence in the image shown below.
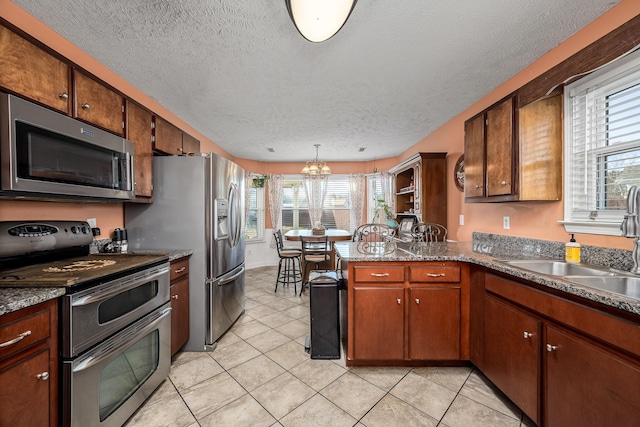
[43,259,117,273]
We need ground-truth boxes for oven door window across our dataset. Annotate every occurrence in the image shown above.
[98,280,159,324]
[99,330,159,421]
[15,121,130,191]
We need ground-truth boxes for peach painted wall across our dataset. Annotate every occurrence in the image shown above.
[398,0,640,250]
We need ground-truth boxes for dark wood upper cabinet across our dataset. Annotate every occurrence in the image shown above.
[0,24,70,113]
[73,70,124,135]
[126,100,154,199]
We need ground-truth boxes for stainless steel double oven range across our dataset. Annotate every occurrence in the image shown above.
[0,220,171,426]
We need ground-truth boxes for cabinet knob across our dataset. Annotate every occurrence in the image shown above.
[546,344,558,352]
[172,295,179,300]
[397,298,402,305]
[0,330,31,348]
[475,184,482,189]
[415,298,420,304]
[36,372,49,381]
[523,331,533,339]
[501,181,508,186]
[58,92,69,100]
[81,103,90,110]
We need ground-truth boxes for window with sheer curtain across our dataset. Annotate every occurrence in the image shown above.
[281,176,351,233]
[245,186,265,240]
[563,50,640,235]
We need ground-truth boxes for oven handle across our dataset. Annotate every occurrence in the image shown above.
[72,306,172,373]
[71,266,169,307]
[218,268,243,286]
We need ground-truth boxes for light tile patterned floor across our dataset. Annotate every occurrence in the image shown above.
[126,266,535,427]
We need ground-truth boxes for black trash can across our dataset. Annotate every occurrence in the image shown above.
[307,270,340,359]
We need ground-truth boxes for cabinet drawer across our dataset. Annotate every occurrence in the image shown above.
[170,258,190,282]
[409,266,460,283]
[0,306,52,360]
[354,266,404,283]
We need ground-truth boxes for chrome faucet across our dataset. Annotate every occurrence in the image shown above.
[621,185,640,274]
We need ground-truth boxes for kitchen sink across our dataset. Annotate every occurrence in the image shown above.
[564,276,640,300]
[499,260,620,276]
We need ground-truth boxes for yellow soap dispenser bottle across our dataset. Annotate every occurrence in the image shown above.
[565,234,581,263]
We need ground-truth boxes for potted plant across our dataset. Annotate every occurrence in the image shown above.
[252,174,269,188]
[374,198,398,228]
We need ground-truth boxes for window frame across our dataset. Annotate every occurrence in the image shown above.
[280,174,352,233]
[562,50,640,236]
[245,180,266,242]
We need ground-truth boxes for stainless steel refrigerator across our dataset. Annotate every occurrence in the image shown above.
[125,154,245,351]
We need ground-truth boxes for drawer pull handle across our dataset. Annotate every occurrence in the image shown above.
[36,372,49,381]
[174,266,187,274]
[396,298,402,304]
[426,273,445,277]
[370,273,389,277]
[0,330,32,348]
[546,344,558,352]
[172,295,179,300]
[523,331,533,339]
[415,298,420,304]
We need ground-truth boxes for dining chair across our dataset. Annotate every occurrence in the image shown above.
[352,223,395,242]
[273,231,302,294]
[411,222,447,242]
[299,235,332,296]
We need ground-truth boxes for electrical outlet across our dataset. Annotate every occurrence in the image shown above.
[459,215,464,226]
[503,216,511,230]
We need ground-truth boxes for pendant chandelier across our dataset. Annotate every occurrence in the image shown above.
[301,144,331,176]
[285,0,358,43]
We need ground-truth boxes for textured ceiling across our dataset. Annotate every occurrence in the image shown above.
[13,0,619,162]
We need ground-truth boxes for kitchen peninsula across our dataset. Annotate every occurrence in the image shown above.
[335,234,640,426]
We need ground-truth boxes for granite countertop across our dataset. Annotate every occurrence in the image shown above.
[0,249,193,316]
[335,240,640,317]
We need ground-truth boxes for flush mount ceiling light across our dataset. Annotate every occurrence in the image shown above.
[301,144,331,176]
[285,0,357,43]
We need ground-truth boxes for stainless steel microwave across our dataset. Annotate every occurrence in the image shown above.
[0,92,134,200]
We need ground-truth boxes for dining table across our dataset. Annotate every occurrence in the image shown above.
[284,229,352,282]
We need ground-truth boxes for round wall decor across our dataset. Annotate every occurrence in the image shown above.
[454,155,464,192]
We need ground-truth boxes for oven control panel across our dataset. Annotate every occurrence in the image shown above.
[0,220,93,257]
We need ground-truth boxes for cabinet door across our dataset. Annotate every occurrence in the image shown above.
[408,287,460,360]
[0,25,70,113]
[486,97,514,197]
[170,275,190,355]
[154,116,183,155]
[545,325,640,427]
[0,348,51,427]
[464,114,485,198]
[126,100,153,198]
[484,295,540,424]
[74,70,124,134]
[182,132,200,156]
[518,94,562,201]
[353,287,404,360]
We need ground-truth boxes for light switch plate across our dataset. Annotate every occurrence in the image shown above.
[503,216,511,230]
[459,215,464,226]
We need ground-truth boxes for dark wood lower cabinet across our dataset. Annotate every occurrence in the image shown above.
[484,295,540,424]
[545,325,640,427]
[409,287,460,360]
[0,299,58,427]
[0,348,51,426]
[170,257,190,356]
[353,287,404,360]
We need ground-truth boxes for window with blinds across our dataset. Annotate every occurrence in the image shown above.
[564,50,640,235]
[246,186,265,240]
[281,176,351,232]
